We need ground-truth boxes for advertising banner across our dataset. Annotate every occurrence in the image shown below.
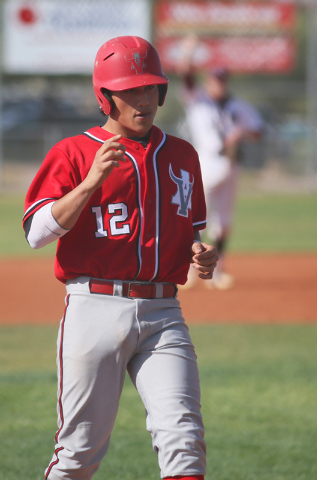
[155,1,297,74]
[4,0,151,74]
[156,1,296,34]
[157,36,296,74]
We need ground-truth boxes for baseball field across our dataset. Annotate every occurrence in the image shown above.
[1,190,317,479]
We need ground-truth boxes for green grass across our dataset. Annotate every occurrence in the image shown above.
[1,325,317,480]
[230,194,317,252]
[0,195,56,257]
[1,192,316,258]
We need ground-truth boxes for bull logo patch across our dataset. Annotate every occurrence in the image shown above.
[169,164,194,217]
[124,52,147,74]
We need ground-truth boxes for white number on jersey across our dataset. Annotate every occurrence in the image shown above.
[91,203,131,238]
[108,203,131,236]
[91,206,108,237]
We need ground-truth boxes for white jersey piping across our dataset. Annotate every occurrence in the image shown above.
[150,132,167,281]
[124,151,143,278]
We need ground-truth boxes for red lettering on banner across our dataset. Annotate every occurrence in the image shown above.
[156,36,296,74]
[156,1,296,33]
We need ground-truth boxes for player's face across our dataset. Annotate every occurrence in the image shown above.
[205,76,229,102]
[106,85,159,138]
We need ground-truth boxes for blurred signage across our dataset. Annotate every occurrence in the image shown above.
[3,0,150,74]
[157,36,296,74]
[156,1,296,34]
[155,1,297,74]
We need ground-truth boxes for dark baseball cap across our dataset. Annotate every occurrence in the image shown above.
[209,67,230,81]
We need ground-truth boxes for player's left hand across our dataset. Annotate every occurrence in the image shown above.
[191,242,218,279]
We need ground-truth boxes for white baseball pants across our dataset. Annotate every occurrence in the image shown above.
[45,277,206,480]
[204,163,239,240]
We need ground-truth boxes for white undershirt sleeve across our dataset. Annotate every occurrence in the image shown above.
[26,201,70,249]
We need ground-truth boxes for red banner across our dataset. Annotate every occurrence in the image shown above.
[156,1,297,35]
[156,36,296,74]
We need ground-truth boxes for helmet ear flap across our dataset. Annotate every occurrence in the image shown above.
[100,88,115,115]
[158,84,168,107]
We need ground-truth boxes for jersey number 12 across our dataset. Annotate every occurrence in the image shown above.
[91,203,131,238]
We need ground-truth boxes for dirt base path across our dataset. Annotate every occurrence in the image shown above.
[1,254,316,325]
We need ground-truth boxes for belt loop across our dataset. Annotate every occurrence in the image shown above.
[155,283,163,298]
[113,280,123,296]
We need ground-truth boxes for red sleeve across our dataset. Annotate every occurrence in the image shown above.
[23,144,79,228]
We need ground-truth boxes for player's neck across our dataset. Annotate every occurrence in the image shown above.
[128,130,151,147]
[102,123,152,147]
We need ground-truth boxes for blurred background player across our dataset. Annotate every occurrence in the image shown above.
[178,35,264,290]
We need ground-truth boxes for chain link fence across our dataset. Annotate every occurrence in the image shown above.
[0,0,316,193]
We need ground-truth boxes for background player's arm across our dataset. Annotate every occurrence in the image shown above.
[52,135,126,230]
[177,34,200,91]
[224,100,264,155]
[223,126,261,161]
[225,125,261,147]
[224,104,264,161]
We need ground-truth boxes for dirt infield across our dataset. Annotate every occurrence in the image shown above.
[1,253,316,325]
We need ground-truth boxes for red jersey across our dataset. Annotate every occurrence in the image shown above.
[23,125,206,284]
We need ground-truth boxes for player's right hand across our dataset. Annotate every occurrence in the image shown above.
[84,134,126,191]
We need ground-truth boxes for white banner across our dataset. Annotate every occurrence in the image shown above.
[4,0,151,74]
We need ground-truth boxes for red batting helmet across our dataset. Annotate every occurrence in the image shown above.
[93,36,169,115]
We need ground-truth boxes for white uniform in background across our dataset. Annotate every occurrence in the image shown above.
[181,86,264,289]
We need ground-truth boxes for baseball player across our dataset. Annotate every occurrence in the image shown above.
[23,36,218,480]
[178,36,264,290]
